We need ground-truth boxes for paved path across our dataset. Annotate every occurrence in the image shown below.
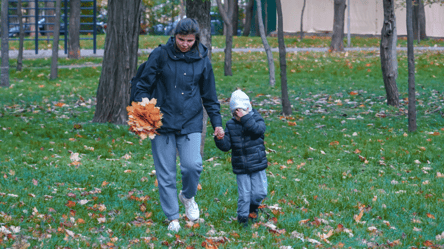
[5,46,444,59]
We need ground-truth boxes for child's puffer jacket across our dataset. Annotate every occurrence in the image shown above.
[214,108,268,174]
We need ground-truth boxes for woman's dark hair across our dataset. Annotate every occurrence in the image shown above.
[173,18,201,52]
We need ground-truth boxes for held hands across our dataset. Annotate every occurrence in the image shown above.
[214,126,225,140]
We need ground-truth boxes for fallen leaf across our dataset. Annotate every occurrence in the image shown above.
[329,141,339,146]
[354,209,364,223]
[426,213,435,219]
[65,200,76,208]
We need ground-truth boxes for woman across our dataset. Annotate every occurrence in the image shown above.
[134,18,224,232]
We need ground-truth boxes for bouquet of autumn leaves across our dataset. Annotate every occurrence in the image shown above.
[127,98,163,140]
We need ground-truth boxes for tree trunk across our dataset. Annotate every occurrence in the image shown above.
[243,0,254,36]
[413,0,426,43]
[68,0,81,59]
[300,0,306,40]
[276,0,292,116]
[256,0,275,87]
[93,0,142,124]
[407,0,417,132]
[216,0,234,76]
[1,0,10,88]
[330,0,346,52]
[186,0,212,158]
[232,0,239,36]
[380,0,399,107]
[179,0,186,20]
[46,1,55,41]
[17,0,24,71]
[51,0,62,80]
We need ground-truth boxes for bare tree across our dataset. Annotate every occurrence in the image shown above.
[186,0,212,157]
[232,0,239,36]
[93,0,142,124]
[300,0,306,40]
[243,0,254,36]
[380,0,399,107]
[16,0,25,71]
[68,0,81,59]
[1,0,10,88]
[216,0,234,76]
[276,0,292,116]
[330,0,346,51]
[413,0,426,43]
[51,0,62,80]
[407,0,417,132]
[255,0,275,87]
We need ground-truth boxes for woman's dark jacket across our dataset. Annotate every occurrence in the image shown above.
[133,37,222,134]
[214,109,268,175]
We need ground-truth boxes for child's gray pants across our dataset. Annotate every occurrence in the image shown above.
[151,132,202,221]
[236,170,268,217]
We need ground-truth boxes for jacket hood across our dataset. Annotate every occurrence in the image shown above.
[165,36,208,63]
[230,90,252,113]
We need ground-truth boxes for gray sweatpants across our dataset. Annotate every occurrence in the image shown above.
[236,170,268,217]
[151,132,203,221]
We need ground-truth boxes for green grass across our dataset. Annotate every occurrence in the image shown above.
[7,34,444,50]
[1,49,443,248]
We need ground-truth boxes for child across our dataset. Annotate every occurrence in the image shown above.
[214,89,268,227]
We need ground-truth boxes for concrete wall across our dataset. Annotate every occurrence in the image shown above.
[281,0,444,37]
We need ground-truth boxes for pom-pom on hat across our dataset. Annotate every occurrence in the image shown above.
[229,89,252,113]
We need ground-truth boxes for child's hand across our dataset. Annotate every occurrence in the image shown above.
[235,109,248,120]
[214,126,225,140]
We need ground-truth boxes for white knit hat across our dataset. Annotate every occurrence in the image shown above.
[229,90,252,113]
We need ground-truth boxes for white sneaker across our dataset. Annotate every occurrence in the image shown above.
[168,220,180,232]
[179,191,200,221]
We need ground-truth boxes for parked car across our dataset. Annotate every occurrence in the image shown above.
[151,23,165,35]
[8,23,32,37]
[38,14,106,36]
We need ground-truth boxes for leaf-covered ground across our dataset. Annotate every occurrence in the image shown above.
[0,49,443,248]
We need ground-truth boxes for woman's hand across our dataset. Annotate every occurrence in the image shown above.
[214,126,225,140]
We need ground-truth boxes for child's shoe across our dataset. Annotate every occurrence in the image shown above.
[238,216,249,228]
[168,220,180,232]
[249,204,260,223]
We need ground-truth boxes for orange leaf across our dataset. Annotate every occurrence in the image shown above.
[287,159,294,164]
[197,183,202,190]
[102,181,109,187]
[350,91,358,96]
[193,223,200,228]
[70,161,81,166]
[155,179,158,187]
[329,141,339,146]
[66,200,76,208]
[55,102,65,107]
[287,121,297,126]
[354,149,361,154]
[354,209,364,222]
[426,213,435,219]
[424,240,434,247]
[77,218,85,224]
